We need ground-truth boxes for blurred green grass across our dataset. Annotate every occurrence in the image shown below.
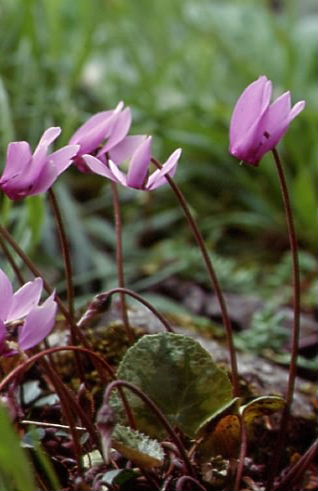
[0,0,316,303]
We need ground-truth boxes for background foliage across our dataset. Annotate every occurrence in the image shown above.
[0,0,316,306]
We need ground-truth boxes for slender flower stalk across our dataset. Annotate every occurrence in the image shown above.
[229,77,306,489]
[48,188,75,322]
[271,148,300,408]
[265,148,301,490]
[101,379,195,477]
[110,182,135,343]
[151,158,240,396]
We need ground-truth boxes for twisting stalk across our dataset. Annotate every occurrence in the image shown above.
[77,287,174,333]
[265,148,302,490]
[0,345,136,430]
[110,182,135,343]
[151,158,240,396]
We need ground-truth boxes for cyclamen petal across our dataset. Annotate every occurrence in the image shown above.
[29,144,79,196]
[83,138,181,191]
[70,101,131,159]
[229,76,305,165]
[33,127,61,164]
[49,145,80,176]
[147,149,182,190]
[0,269,57,354]
[230,76,272,145]
[108,160,128,186]
[83,154,118,181]
[69,110,114,147]
[70,111,118,155]
[0,142,32,183]
[7,278,43,323]
[0,127,72,199]
[32,127,62,181]
[18,292,57,351]
[97,107,132,158]
[108,135,148,165]
[126,136,152,188]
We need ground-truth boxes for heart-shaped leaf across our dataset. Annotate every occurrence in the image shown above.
[109,333,233,437]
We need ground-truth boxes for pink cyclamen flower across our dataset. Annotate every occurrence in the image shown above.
[82,135,182,190]
[0,127,79,199]
[0,269,57,356]
[69,101,132,171]
[229,75,305,165]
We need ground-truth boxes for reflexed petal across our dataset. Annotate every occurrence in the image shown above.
[230,76,272,147]
[18,293,57,351]
[72,112,117,155]
[69,102,124,155]
[127,136,152,188]
[36,127,62,148]
[69,110,114,146]
[108,160,128,186]
[48,144,80,175]
[0,142,32,183]
[147,148,182,190]
[83,154,118,181]
[264,92,291,131]
[33,127,61,165]
[0,269,13,320]
[108,135,148,165]
[7,278,43,322]
[288,100,306,121]
[253,94,305,162]
[97,107,132,157]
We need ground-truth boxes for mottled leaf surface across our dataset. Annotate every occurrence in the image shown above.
[110,333,233,437]
[112,425,164,469]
